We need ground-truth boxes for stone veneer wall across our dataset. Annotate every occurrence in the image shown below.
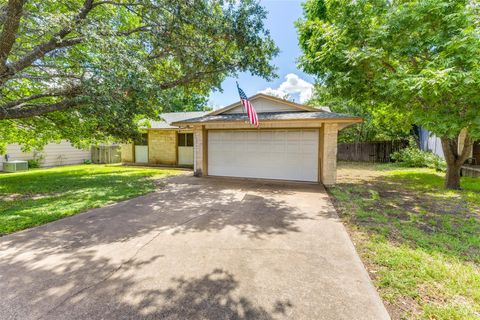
[320,123,338,186]
[148,130,177,165]
[120,144,134,162]
[193,126,206,176]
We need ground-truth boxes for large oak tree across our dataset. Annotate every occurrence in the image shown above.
[297,0,480,189]
[0,0,278,151]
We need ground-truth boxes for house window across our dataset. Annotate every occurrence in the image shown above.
[178,133,193,147]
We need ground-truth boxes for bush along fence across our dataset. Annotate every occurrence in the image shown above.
[337,140,408,163]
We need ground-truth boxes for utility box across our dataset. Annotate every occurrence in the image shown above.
[3,160,28,173]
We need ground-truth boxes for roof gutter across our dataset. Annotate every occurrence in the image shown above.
[171,117,362,127]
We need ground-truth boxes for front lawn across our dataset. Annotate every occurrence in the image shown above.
[329,162,480,320]
[0,164,181,235]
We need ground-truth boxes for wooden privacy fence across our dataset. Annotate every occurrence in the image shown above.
[91,145,121,164]
[337,140,408,163]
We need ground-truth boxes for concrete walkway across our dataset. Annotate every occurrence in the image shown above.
[0,176,390,320]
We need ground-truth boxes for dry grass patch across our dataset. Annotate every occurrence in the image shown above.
[329,162,480,320]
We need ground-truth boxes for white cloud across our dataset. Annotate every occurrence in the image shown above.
[259,73,314,103]
[259,87,290,100]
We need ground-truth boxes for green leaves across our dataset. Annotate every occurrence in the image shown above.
[0,0,278,150]
[298,0,480,187]
[297,0,480,140]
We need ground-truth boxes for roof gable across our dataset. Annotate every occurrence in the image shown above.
[146,111,208,129]
[209,93,320,115]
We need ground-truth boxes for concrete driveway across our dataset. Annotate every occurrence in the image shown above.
[0,175,389,320]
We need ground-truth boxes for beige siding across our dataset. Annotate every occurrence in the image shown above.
[0,141,90,170]
[224,97,302,114]
[120,144,134,162]
[148,130,177,165]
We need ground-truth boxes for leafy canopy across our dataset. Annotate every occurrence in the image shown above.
[297,0,480,142]
[307,86,412,142]
[0,0,278,152]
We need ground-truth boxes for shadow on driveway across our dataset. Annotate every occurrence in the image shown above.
[0,175,389,320]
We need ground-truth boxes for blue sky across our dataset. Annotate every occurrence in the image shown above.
[208,0,315,108]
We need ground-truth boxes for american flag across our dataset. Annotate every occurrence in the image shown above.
[237,83,259,127]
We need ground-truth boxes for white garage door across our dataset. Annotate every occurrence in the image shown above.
[208,129,319,182]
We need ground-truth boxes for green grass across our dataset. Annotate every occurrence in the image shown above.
[329,162,480,320]
[0,164,181,235]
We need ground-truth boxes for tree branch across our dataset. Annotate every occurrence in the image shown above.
[382,60,396,73]
[0,0,25,71]
[0,0,95,85]
[441,131,474,167]
[158,68,230,90]
[0,98,86,120]
[459,132,474,164]
[0,90,80,110]
[92,1,143,7]
[57,37,85,48]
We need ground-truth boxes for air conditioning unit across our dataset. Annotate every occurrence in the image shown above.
[3,160,28,173]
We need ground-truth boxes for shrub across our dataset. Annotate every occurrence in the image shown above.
[27,152,44,169]
[83,159,92,164]
[391,138,446,171]
[27,159,41,168]
[431,155,447,172]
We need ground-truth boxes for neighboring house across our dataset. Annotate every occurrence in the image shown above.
[121,111,208,167]
[170,94,361,185]
[418,127,479,164]
[0,141,90,170]
[418,127,444,158]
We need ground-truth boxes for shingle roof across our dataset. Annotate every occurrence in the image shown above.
[145,111,209,129]
[173,111,361,125]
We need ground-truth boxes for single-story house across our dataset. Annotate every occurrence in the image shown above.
[0,141,91,170]
[122,94,361,185]
[121,111,209,167]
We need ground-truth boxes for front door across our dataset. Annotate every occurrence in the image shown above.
[178,133,194,166]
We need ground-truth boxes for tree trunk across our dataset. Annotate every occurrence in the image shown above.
[440,132,473,190]
[444,162,462,190]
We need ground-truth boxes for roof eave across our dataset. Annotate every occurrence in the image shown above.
[172,117,362,127]
[144,127,179,130]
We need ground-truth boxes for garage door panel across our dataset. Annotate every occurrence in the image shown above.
[285,143,301,153]
[208,129,319,182]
